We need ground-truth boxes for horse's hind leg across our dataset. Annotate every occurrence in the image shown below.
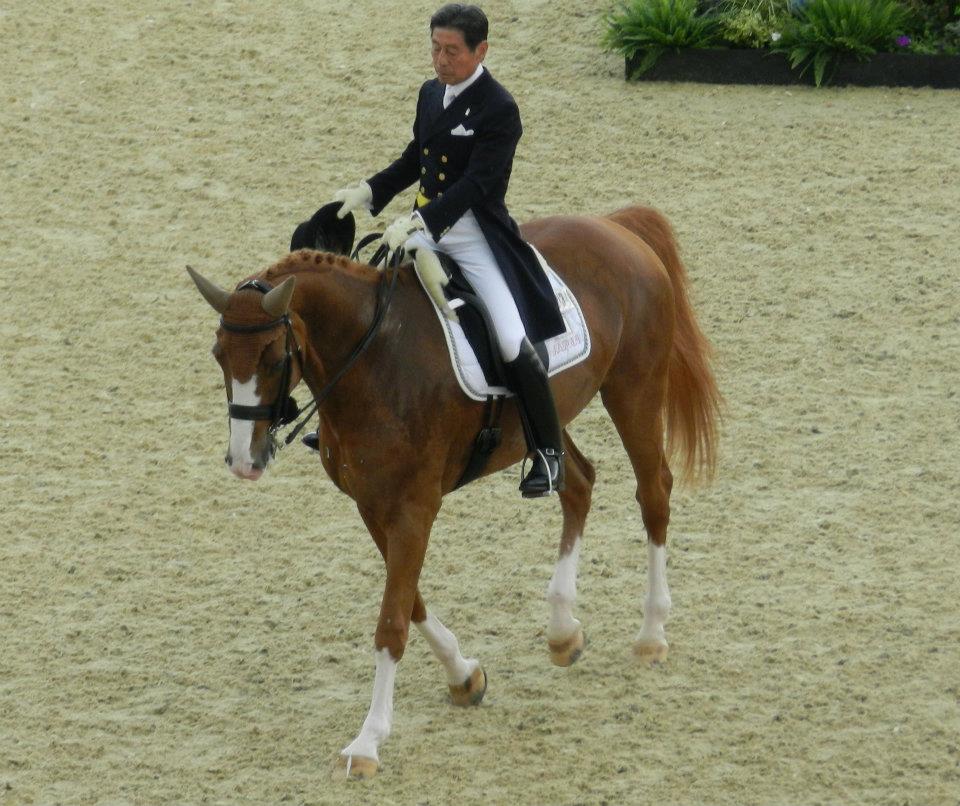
[412,594,487,706]
[601,375,674,665]
[546,430,595,666]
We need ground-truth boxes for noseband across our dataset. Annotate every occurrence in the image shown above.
[220,279,302,436]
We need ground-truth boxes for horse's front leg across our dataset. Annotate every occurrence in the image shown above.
[337,644,399,780]
[337,498,437,779]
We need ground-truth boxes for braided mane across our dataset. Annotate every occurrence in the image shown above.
[263,249,366,284]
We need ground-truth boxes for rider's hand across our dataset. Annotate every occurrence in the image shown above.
[381,214,426,250]
[332,181,373,219]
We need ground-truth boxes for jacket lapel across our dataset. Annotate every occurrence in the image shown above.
[418,79,445,141]
[421,69,491,144]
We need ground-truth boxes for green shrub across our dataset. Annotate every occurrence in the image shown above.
[903,0,957,32]
[773,0,912,85]
[718,9,770,44]
[716,0,792,45]
[713,0,791,17]
[901,0,960,51]
[603,0,723,75]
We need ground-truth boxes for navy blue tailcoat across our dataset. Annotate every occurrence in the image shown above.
[366,68,565,345]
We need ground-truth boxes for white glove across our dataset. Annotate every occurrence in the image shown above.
[381,214,426,250]
[332,181,373,219]
[414,248,457,322]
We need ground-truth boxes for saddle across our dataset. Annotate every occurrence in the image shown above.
[411,249,589,488]
[434,253,516,388]
[416,248,590,402]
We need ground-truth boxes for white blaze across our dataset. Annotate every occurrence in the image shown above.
[229,376,259,472]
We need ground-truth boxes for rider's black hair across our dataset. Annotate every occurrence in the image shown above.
[430,4,489,50]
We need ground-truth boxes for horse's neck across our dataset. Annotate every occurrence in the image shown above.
[292,262,384,389]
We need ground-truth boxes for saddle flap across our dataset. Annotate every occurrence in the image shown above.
[415,248,591,401]
[437,253,508,388]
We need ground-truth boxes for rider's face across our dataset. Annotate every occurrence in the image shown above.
[431,27,487,86]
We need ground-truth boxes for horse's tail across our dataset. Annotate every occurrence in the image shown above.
[607,205,721,482]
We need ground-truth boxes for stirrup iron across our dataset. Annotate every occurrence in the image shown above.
[519,447,565,498]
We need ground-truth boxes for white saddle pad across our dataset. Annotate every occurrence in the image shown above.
[415,246,591,401]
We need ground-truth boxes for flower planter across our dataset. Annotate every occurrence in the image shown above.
[625,48,960,88]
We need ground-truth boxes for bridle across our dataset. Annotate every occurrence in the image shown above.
[219,242,400,450]
[220,278,304,439]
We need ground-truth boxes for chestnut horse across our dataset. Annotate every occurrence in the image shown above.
[187,205,719,779]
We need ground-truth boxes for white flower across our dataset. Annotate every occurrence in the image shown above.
[771,32,782,42]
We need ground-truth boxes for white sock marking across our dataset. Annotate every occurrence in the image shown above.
[637,541,671,645]
[341,648,397,764]
[415,611,478,685]
[546,538,582,642]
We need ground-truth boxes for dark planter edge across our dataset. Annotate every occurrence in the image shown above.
[625,48,960,89]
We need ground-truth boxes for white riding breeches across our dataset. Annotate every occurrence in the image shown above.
[407,211,526,362]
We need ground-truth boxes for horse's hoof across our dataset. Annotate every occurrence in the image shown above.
[548,626,585,667]
[335,753,379,780]
[633,639,669,666]
[449,665,487,707]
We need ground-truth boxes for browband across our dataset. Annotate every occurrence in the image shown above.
[219,279,287,333]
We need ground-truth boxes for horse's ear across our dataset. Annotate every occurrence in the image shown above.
[262,276,296,318]
[187,265,231,313]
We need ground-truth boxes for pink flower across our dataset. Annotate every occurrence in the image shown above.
[896,35,911,47]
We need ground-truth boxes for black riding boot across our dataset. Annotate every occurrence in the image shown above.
[302,432,320,452]
[506,339,565,498]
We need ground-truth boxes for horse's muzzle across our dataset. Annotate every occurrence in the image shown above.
[225,453,266,481]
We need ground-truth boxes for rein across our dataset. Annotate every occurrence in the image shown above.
[283,243,399,447]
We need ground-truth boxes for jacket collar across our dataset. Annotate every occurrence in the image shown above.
[421,68,492,143]
[443,63,485,104]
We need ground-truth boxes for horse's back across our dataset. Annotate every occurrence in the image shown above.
[524,209,672,287]
[521,209,676,336]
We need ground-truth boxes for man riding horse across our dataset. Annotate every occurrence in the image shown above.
[309,2,567,498]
